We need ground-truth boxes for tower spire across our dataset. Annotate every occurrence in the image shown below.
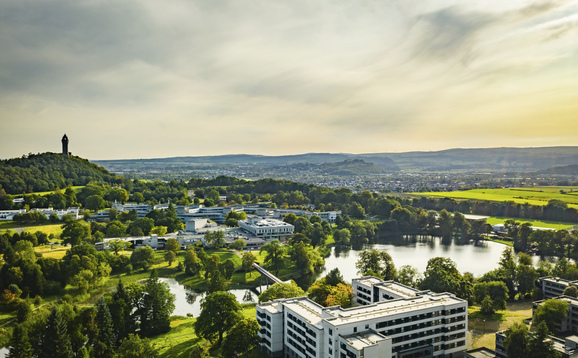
[61,134,69,156]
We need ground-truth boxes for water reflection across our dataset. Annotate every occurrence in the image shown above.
[318,237,512,285]
[160,278,258,317]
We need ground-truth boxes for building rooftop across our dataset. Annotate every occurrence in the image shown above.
[322,293,464,326]
[342,331,388,351]
[464,347,496,358]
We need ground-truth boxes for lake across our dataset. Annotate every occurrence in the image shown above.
[315,236,533,284]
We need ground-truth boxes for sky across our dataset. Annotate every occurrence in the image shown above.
[0,0,577,160]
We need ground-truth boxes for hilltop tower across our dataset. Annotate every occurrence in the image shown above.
[61,134,69,156]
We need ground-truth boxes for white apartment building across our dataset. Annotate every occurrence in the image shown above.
[538,277,578,299]
[239,217,294,241]
[257,277,468,358]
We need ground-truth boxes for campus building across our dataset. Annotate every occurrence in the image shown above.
[256,277,468,358]
[273,209,342,223]
[0,209,27,220]
[538,277,578,299]
[533,295,578,334]
[239,217,294,241]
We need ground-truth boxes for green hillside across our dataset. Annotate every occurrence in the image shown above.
[0,152,119,194]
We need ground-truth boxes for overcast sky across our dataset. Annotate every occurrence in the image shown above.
[1,0,577,160]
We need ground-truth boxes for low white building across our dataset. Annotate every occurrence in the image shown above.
[274,209,342,223]
[0,209,27,220]
[257,277,468,358]
[238,217,294,241]
[31,207,80,220]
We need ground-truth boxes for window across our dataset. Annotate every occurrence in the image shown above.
[353,327,357,333]
[329,328,333,336]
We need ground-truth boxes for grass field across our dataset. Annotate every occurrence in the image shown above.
[468,300,533,350]
[0,222,64,237]
[415,186,578,208]
[23,186,85,196]
[486,217,575,230]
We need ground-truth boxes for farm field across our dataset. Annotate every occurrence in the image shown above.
[415,186,578,208]
[486,217,576,230]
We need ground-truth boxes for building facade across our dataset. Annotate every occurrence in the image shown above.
[239,217,294,241]
[538,277,578,299]
[257,277,468,358]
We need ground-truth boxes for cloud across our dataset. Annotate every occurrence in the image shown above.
[0,0,577,159]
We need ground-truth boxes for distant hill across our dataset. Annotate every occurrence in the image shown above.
[0,152,118,194]
[371,147,578,171]
[537,164,578,175]
[93,146,578,172]
[94,153,400,170]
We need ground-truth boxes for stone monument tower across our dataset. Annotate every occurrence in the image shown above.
[62,134,69,156]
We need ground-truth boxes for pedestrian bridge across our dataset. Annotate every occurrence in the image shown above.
[252,262,283,284]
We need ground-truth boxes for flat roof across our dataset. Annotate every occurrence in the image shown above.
[376,281,420,299]
[323,294,465,326]
[342,331,388,351]
[464,347,496,358]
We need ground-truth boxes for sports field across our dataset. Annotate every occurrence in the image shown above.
[415,186,578,209]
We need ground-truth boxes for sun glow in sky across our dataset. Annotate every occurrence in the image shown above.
[1,0,577,160]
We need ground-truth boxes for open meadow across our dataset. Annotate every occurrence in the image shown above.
[415,186,578,208]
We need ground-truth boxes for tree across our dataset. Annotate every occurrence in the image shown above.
[258,281,306,303]
[138,270,176,336]
[107,239,130,255]
[209,270,227,293]
[419,257,462,294]
[533,299,569,334]
[116,334,158,358]
[94,297,116,358]
[164,251,177,266]
[130,246,155,271]
[61,220,91,247]
[7,324,33,358]
[165,238,180,253]
[563,286,578,298]
[503,322,529,358]
[261,240,285,276]
[230,239,246,250]
[517,263,538,298]
[333,228,351,247]
[221,318,261,357]
[325,268,346,286]
[291,242,315,276]
[473,281,508,311]
[528,321,558,358]
[355,248,396,280]
[397,265,420,288]
[39,306,74,358]
[194,291,242,344]
[85,195,105,211]
[221,259,235,280]
[150,226,167,237]
[105,220,126,238]
[242,252,256,277]
[184,249,202,276]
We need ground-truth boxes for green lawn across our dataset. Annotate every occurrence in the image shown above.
[414,186,578,209]
[23,186,85,196]
[486,217,575,230]
[149,305,258,358]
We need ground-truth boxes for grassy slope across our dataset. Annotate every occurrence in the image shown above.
[415,186,578,209]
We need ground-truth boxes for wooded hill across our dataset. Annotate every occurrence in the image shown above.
[0,152,120,194]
